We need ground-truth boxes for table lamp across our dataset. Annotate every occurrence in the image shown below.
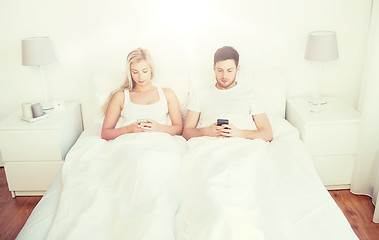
[22,36,57,110]
[304,31,339,111]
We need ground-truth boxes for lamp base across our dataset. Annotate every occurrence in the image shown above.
[307,97,328,113]
[42,102,54,110]
[307,98,328,105]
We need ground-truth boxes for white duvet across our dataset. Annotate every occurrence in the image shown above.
[17,118,358,240]
[45,130,187,240]
[175,118,358,240]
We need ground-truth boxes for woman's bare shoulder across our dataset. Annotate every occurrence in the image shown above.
[114,90,125,98]
[109,90,125,106]
[162,87,176,98]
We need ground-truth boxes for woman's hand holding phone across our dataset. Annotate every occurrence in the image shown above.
[138,119,162,132]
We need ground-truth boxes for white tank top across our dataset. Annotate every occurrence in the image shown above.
[119,87,169,126]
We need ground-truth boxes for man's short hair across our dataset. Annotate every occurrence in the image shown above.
[213,46,239,66]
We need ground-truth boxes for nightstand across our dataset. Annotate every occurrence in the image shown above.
[0,102,83,197]
[286,97,360,190]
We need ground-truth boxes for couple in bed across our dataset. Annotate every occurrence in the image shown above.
[100,46,273,239]
[101,46,273,142]
[19,47,359,240]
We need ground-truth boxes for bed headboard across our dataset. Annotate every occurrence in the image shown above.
[91,66,288,124]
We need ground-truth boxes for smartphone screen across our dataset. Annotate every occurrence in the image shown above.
[217,119,229,126]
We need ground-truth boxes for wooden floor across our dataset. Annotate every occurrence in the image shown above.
[0,167,42,240]
[1,167,379,239]
[329,190,379,239]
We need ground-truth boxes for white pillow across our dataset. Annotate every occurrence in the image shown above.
[238,67,288,118]
[153,70,190,119]
[91,68,125,123]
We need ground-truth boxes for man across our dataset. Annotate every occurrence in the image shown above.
[183,46,273,141]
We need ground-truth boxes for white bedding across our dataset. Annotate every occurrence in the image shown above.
[175,117,357,239]
[16,117,358,240]
[17,126,187,240]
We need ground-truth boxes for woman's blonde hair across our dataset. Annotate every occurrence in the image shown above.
[102,48,155,113]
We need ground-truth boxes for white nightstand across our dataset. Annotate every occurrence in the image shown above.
[286,97,360,190]
[0,102,83,197]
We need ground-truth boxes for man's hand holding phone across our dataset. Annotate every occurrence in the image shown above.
[217,119,229,128]
[216,119,242,138]
[216,119,230,137]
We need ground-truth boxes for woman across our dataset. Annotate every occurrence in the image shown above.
[101,48,183,140]
[38,48,186,239]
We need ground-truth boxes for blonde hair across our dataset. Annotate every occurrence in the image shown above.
[101,48,155,113]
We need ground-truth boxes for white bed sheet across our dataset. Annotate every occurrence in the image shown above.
[16,117,358,240]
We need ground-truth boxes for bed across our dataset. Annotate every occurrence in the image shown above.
[16,67,358,239]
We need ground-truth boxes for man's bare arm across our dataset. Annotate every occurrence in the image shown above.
[219,113,273,142]
[183,110,220,140]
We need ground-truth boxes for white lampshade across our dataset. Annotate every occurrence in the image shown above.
[22,37,57,66]
[304,31,339,61]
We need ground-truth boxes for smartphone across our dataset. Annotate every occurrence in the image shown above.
[137,119,148,123]
[137,119,149,127]
[217,119,229,126]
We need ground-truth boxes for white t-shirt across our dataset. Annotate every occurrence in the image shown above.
[187,83,265,130]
